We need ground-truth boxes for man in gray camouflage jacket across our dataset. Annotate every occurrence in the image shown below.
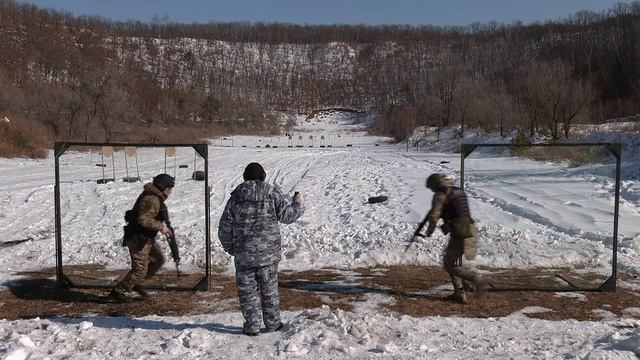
[218,162,304,336]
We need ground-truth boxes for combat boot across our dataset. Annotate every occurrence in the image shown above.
[133,285,151,299]
[446,290,467,304]
[107,289,129,303]
[262,322,283,333]
[243,329,259,337]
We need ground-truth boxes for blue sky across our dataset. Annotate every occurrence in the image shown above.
[20,0,626,26]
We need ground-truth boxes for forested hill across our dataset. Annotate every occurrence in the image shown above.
[0,0,639,157]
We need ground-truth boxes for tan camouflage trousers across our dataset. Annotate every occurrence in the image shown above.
[443,226,479,292]
[114,240,166,293]
[236,263,281,334]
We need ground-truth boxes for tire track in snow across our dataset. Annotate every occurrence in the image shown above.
[465,175,616,244]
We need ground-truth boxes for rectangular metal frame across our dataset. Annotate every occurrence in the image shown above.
[461,142,621,292]
[54,142,211,291]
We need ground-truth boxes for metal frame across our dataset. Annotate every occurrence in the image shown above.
[460,142,621,292]
[54,142,211,291]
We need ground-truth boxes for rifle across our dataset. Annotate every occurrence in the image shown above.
[405,211,430,252]
[160,201,180,273]
[164,221,180,272]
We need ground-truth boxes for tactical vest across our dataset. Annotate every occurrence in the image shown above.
[124,191,168,241]
[441,187,472,222]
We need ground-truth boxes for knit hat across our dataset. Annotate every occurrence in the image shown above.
[153,173,175,191]
[243,162,266,181]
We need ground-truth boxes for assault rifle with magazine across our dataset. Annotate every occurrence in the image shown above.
[159,205,180,272]
[164,220,180,271]
[405,209,454,252]
[123,203,181,272]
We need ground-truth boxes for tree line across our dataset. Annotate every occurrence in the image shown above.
[0,0,639,157]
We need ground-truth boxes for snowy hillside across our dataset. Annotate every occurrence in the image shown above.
[1,111,639,359]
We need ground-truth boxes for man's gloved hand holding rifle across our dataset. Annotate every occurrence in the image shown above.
[162,221,180,271]
[406,211,432,250]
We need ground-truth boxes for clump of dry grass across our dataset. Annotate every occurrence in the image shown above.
[520,146,610,167]
[113,124,221,144]
[0,117,51,158]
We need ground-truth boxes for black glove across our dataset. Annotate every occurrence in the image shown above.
[425,223,436,237]
[440,222,450,235]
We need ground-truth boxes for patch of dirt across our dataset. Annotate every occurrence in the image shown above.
[356,266,640,321]
[0,265,638,321]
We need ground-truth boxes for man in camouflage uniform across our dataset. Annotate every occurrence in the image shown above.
[109,174,175,302]
[218,162,304,336]
[415,173,488,304]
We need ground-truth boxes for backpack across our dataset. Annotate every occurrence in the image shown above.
[122,209,138,246]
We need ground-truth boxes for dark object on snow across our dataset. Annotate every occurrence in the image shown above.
[122,176,140,183]
[439,160,450,164]
[95,163,106,167]
[96,178,115,184]
[265,144,271,148]
[346,144,353,147]
[192,170,205,181]
[0,238,33,248]
[368,195,388,204]
[179,164,188,168]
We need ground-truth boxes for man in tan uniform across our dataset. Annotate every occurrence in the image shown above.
[109,174,175,302]
[415,173,488,304]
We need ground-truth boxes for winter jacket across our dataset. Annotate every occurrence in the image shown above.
[218,180,304,270]
[123,183,168,245]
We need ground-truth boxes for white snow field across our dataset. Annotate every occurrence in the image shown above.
[1,113,639,359]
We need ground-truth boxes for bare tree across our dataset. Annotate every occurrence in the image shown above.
[430,55,464,129]
[518,60,595,140]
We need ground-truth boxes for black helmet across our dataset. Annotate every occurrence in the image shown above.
[426,173,446,190]
[153,173,175,191]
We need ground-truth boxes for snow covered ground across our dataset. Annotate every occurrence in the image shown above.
[1,113,639,359]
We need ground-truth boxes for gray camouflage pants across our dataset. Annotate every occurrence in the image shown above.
[235,263,281,334]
